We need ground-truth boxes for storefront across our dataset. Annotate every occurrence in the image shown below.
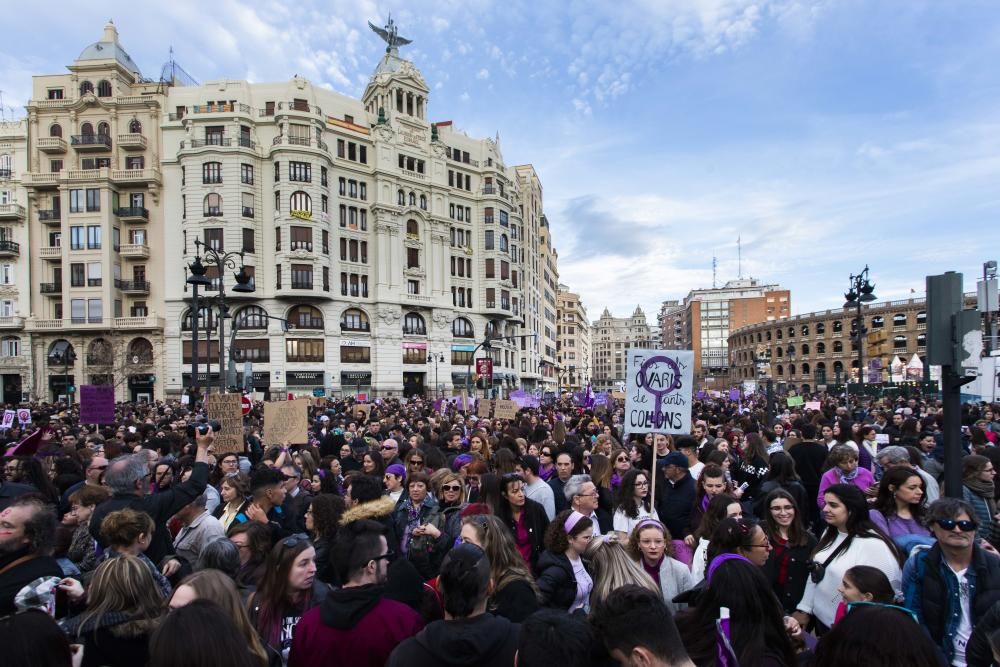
[49,374,75,403]
[2,373,23,405]
[341,371,372,399]
[287,371,325,398]
[235,371,272,398]
[127,374,156,403]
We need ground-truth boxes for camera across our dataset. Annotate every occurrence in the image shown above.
[187,419,221,437]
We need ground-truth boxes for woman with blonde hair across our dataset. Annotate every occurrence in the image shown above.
[586,532,659,607]
[99,508,173,597]
[588,454,616,516]
[459,514,540,622]
[168,569,269,666]
[61,555,165,667]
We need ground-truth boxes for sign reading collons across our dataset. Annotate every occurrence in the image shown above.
[205,393,245,455]
[79,385,115,425]
[263,398,309,446]
[624,349,694,434]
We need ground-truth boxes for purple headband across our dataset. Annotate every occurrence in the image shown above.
[564,511,586,534]
[705,553,753,585]
[634,518,665,534]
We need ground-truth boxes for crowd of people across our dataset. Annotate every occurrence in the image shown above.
[2,391,1000,666]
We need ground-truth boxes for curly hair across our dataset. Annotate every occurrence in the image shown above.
[309,494,346,540]
[626,519,675,559]
[544,509,594,553]
[100,508,155,549]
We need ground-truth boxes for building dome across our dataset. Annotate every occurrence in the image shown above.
[76,21,142,77]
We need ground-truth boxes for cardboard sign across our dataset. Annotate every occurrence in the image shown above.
[0,410,14,430]
[805,401,822,411]
[16,408,32,426]
[263,398,309,446]
[875,433,891,445]
[79,385,115,424]
[205,393,245,455]
[611,391,626,400]
[624,349,694,435]
[494,399,518,420]
[477,399,493,418]
[352,403,372,421]
[313,397,328,408]
[786,396,805,407]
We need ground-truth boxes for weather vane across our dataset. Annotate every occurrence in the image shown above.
[368,13,412,53]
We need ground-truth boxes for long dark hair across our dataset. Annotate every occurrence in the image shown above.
[149,599,261,667]
[252,537,315,647]
[814,484,899,563]
[872,467,926,521]
[761,489,810,547]
[764,452,800,484]
[695,493,738,541]
[812,604,943,667]
[675,558,797,667]
[615,468,652,519]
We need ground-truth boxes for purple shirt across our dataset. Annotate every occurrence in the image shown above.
[868,510,931,540]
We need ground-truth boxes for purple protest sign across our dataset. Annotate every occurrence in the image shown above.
[729,389,740,401]
[696,390,706,400]
[79,385,115,424]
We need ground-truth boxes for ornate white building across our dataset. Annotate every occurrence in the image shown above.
[161,27,548,398]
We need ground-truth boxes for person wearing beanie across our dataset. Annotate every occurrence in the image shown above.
[385,464,407,506]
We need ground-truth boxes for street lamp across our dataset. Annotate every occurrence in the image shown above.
[48,344,77,405]
[185,239,255,397]
[755,347,774,426]
[426,352,444,398]
[843,265,877,395]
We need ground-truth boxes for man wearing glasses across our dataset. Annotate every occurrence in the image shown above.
[59,455,108,513]
[903,498,1000,667]
[288,519,423,667]
[564,474,610,536]
[380,438,402,467]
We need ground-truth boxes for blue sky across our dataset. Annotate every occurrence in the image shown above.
[3,0,998,324]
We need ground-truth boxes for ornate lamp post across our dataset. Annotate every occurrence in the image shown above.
[426,352,444,398]
[843,266,877,397]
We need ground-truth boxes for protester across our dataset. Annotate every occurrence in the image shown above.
[98,508,173,597]
[613,468,659,535]
[962,455,1000,548]
[761,489,817,614]
[656,451,696,541]
[626,518,694,612]
[817,444,875,508]
[869,466,932,549]
[516,609,594,667]
[590,584,695,667]
[688,493,742,583]
[811,603,946,667]
[0,496,63,614]
[586,532,660,608]
[215,473,251,533]
[0,608,80,667]
[835,565,896,624]
[458,514,540,622]
[536,509,594,612]
[228,521,271,590]
[520,455,556,521]
[497,472,548,571]
[150,599,262,667]
[173,492,226,567]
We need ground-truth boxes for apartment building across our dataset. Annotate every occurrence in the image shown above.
[556,284,591,391]
[0,120,32,403]
[590,305,657,391]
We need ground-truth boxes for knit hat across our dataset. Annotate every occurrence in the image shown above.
[386,463,406,480]
[662,452,689,469]
[459,503,492,518]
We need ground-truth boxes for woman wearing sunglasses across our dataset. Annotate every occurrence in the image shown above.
[793,484,901,635]
[609,448,631,491]
[435,471,469,550]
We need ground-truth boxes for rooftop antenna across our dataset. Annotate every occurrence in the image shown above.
[712,256,718,289]
[737,234,743,279]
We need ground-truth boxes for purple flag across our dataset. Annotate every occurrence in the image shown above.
[729,389,740,401]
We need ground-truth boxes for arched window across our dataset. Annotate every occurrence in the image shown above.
[397,190,405,206]
[765,331,771,341]
[832,321,843,333]
[816,361,826,373]
[79,81,94,95]
[485,320,500,340]
[288,305,323,329]
[816,342,826,354]
[80,122,94,136]
[789,364,796,377]
[917,333,926,347]
[802,324,810,336]
[49,124,63,138]
[815,322,825,335]
[182,307,217,331]
[341,308,370,332]
[408,192,416,206]
[419,194,427,210]
[403,312,426,335]
[86,339,113,365]
[776,364,784,377]
[127,338,154,365]
[802,362,810,376]
[452,317,474,338]
[893,335,908,350]
[499,234,509,252]
[290,191,311,213]
[775,347,783,358]
[801,343,810,356]
[916,311,926,325]
[203,193,222,217]
[128,118,142,134]
[833,360,844,374]
[97,122,110,137]
[871,316,885,329]
[788,327,795,338]
[235,305,268,330]
[406,219,419,236]
[97,80,112,97]
[833,340,843,353]
[776,329,783,340]
[893,313,907,327]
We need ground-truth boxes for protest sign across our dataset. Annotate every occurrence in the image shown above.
[352,403,371,421]
[477,399,493,419]
[79,385,115,424]
[0,410,14,430]
[313,397,328,408]
[205,393,245,454]
[263,398,309,446]
[805,401,822,411]
[494,400,518,420]
[729,389,741,401]
[786,396,804,407]
[624,349,694,435]
[16,408,32,426]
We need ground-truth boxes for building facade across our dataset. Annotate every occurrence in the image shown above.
[0,120,32,403]
[556,284,590,391]
[659,278,791,389]
[23,22,166,402]
[537,214,560,390]
[728,296,940,391]
[161,36,544,398]
[515,165,546,392]
[590,305,657,391]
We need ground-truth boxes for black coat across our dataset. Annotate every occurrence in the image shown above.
[761,533,818,614]
[550,477,569,513]
[501,499,549,573]
[387,613,519,667]
[491,578,539,623]
[536,550,581,611]
[788,441,828,527]
[90,461,209,564]
[654,470,696,539]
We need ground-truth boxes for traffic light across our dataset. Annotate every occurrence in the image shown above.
[866,330,888,358]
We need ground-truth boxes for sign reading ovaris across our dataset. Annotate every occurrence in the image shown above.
[624,349,694,435]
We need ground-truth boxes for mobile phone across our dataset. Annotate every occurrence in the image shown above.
[738,482,750,492]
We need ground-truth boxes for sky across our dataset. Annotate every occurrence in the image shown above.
[2,0,999,325]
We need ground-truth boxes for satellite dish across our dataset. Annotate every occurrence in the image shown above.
[132,355,139,364]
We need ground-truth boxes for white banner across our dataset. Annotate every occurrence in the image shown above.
[624,349,694,434]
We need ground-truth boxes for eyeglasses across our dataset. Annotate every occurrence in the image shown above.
[382,445,397,451]
[846,601,919,623]
[370,549,395,564]
[748,538,771,549]
[935,518,978,532]
[409,460,424,466]
[281,533,311,549]
[634,480,648,487]
[441,484,462,492]
[88,465,108,472]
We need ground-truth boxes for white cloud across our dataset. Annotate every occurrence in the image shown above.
[476,68,490,80]
[459,91,471,102]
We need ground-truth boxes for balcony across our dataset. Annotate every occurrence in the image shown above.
[112,168,161,185]
[40,282,61,294]
[115,279,150,294]
[271,135,328,151]
[403,293,432,304]
[0,316,24,330]
[37,137,67,153]
[40,246,61,260]
[22,173,60,188]
[0,169,12,180]
[0,241,19,257]
[0,203,25,221]
[119,243,150,259]
[71,134,112,151]
[38,208,61,224]
[190,102,251,115]
[181,138,231,149]
[117,133,147,150]
[115,206,149,222]
[114,315,164,330]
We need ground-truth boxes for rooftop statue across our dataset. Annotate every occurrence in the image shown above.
[368,15,412,53]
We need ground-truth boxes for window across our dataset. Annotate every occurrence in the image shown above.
[341,345,370,363]
[287,305,323,329]
[289,161,311,182]
[242,192,254,218]
[204,228,224,251]
[500,234,509,252]
[275,265,281,289]
[341,308,369,331]
[403,312,426,335]
[322,230,329,254]
[419,194,425,209]
[235,305,268,330]
[47,89,64,100]
[291,263,313,289]
[70,227,84,250]
[286,338,324,362]
[203,162,222,184]
[485,258,495,278]
[274,162,280,183]
[125,156,144,169]
[290,226,312,251]
[87,262,101,287]
[71,298,86,323]
[241,164,254,185]
[321,166,328,187]
[452,318,474,338]
[407,280,420,295]
[337,140,345,158]
[397,189,404,205]
[274,228,281,251]
[232,339,270,363]
[323,266,330,291]
[204,193,222,217]
[86,225,101,249]
[452,349,474,365]
[182,340,221,364]
[50,159,63,173]
[205,126,224,145]
[50,123,63,137]
[321,194,328,213]
[128,118,141,133]
[406,247,419,268]
[80,81,94,95]
[485,230,494,250]
[70,190,84,213]
[71,263,85,287]
[361,183,368,200]
[87,298,102,323]
[403,348,425,364]
[86,189,100,212]
[893,335,908,350]
[0,337,19,357]
[290,191,311,214]
[350,181,358,198]
[242,228,255,253]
